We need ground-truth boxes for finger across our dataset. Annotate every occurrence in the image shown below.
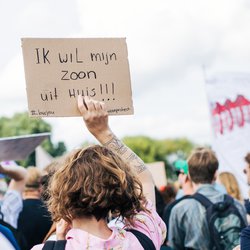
[94,101,108,115]
[93,100,102,111]
[77,95,88,112]
[97,101,107,113]
[84,96,95,111]
[99,101,105,110]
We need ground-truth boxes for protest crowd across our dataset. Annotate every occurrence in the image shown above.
[1,95,250,250]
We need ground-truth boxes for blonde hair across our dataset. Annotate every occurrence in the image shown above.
[25,166,42,191]
[218,172,242,201]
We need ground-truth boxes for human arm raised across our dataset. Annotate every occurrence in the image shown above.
[77,96,156,207]
[0,164,27,193]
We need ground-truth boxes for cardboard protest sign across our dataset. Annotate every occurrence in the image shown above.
[146,161,167,189]
[0,133,50,161]
[21,38,134,117]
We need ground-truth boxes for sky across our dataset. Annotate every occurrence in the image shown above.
[1,0,250,150]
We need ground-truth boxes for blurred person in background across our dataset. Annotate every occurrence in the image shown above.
[0,178,8,200]
[160,183,177,206]
[218,171,242,201]
[162,161,192,245]
[17,167,52,250]
[154,186,166,219]
[0,163,27,250]
[243,153,250,215]
[173,160,193,199]
[0,164,27,229]
[168,148,247,250]
[237,152,250,250]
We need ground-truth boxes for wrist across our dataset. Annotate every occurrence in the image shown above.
[93,129,114,145]
[56,234,66,240]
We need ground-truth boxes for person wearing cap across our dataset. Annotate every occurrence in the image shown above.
[174,160,193,199]
[161,160,193,246]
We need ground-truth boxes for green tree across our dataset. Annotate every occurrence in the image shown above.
[0,112,67,166]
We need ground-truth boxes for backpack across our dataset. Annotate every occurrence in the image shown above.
[193,193,246,250]
[42,229,157,250]
[0,224,20,250]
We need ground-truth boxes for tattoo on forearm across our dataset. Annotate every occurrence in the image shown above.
[103,136,128,155]
[135,163,147,173]
[104,135,147,174]
[127,153,137,161]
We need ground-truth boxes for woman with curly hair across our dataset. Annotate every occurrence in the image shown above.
[32,96,166,250]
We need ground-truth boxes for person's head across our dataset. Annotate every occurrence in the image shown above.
[188,147,219,185]
[47,145,146,224]
[174,160,191,187]
[244,153,250,185]
[218,172,242,201]
[24,166,42,197]
[160,183,177,204]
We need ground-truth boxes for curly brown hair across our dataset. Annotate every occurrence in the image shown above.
[47,145,147,224]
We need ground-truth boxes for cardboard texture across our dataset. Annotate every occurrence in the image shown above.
[21,38,134,117]
[0,133,50,161]
[146,161,167,189]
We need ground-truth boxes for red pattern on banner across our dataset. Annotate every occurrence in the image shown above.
[211,95,250,135]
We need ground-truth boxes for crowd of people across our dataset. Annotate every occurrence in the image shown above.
[0,96,250,250]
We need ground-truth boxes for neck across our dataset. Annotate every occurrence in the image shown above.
[192,183,202,192]
[192,182,213,192]
[72,216,112,239]
[182,180,194,195]
[23,190,40,199]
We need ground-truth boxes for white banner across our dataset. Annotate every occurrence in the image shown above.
[205,72,250,198]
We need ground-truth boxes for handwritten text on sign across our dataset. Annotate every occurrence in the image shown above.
[21,38,133,117]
